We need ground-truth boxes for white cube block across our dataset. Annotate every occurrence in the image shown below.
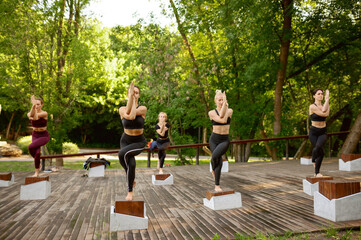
[303,179,319,196]
[203,192,242,210]
[209,161,229,173]
[0,174,14,187]
[20,181,51,200]
[300,157,313,165]
[110,206,148,232]
[314,191,361,222]
[152,174,174,185]
[339,158,361,171]
[88,165,105,177]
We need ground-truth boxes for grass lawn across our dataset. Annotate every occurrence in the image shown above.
[0,159,213,172]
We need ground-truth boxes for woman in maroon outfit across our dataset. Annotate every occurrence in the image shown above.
[27,95,50,177]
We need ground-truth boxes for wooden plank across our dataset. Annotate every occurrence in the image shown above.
[114,196,144,218]
[25,176,49,185]
[319,180,360,200]
[154,174,170,181]
[0,172,12,181]
[206,188,235,200]
[341,153,361,162]
[305,176,333,184]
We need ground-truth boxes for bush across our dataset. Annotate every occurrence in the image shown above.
[16,136,32,154]
[16,136,79,155]
[62,142,79,154]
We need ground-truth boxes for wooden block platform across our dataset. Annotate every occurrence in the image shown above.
[114,196,144,218]
[305,176,333,184]
[206,188,235,200]
[25,176,49,185]
[319,180,360,200]
[302,156,312,159]
[155,174,171,180]
[341,154,361,162]
[89,162,104,168]
[0,173,12,181]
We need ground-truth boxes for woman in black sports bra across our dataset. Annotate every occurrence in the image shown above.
[208,90,233,192]
[155,112,170,174]
[308,88,330,177]
[118,81,147,200]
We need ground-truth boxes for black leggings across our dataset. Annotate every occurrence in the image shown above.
[209,133,229,186]
[118,133,146,192]
[309,126,327,175]
[157,139,170,169]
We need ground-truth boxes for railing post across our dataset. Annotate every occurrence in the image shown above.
[286,139,289,160]
[328,135,332,158]
[97,154,100,158]
[196,127,200,165]
[147,151,151,168]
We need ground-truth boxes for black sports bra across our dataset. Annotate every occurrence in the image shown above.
[121,106,145,129]
[310,104,327,122]
[211,109,231,126]
[155,123,170,138]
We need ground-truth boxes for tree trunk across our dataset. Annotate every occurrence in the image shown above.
[273,0,293,135]
[56,0,66,97]
[169,0,209,115]
[5,112,15,139]
[332,107,352,154]
[339,110,361,154]
[202,127,212,156]
[293,139,308,160]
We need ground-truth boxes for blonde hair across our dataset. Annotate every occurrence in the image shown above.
[158,112,167,121]
[214,90,223,100]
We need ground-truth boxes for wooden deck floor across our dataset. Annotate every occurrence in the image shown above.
[1,158,361,240]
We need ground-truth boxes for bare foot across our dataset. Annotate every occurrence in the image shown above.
[211,170,215,179]
[32,169,40,177]
[159,168,163,174]
[125,192,133,201]
[214,185,222,192]
[133,181,136,189]
[316,173,323,177]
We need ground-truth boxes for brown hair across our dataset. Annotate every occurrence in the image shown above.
[36,97,44,105]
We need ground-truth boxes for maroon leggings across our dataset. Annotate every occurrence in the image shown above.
[28,131,50,169]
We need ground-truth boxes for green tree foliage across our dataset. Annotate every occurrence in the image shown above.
[1,0,360,160]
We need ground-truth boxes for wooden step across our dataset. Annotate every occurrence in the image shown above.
[319,180,360,200]
[305,176,333,184]
[114,196,144,218]
[89,162,104,168]
[206,188,235,200]
[155,174,170,180]
[0,173,12,181]
[302,156,312,159]
[25,176,49,185]
[341,153,361,162]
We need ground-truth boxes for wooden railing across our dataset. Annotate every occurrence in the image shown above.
[40,131,351,170]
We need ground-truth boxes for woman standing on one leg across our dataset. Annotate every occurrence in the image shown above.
[118,81,147,201]
[208,90,233,192]
[309,88,330,177]
[27,95,50,177]
[155,112,170,174]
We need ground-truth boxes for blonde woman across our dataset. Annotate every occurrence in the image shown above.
[27,95,49,177]
[208,90,233,192]
[155,112,170,174]
[118,81,147,200]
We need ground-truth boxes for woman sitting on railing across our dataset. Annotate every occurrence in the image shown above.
[155,112,170,174]
[309,88,330,177]
[208,90,233,192]
[118,81,147,201]
[27,95,50,177]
